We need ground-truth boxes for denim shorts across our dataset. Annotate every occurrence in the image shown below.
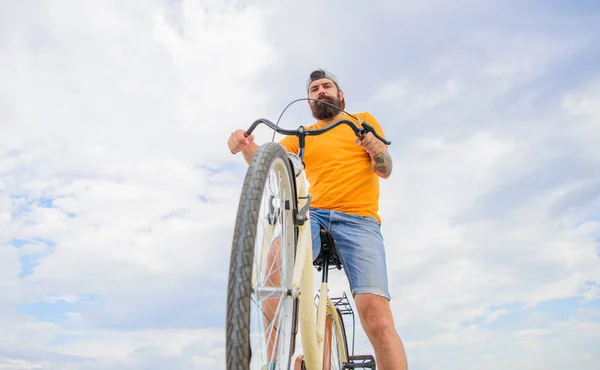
[309,208,391,301]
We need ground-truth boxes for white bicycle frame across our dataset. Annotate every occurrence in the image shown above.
[288,153,348,369]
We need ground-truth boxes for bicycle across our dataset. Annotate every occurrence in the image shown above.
[226,103,391,370]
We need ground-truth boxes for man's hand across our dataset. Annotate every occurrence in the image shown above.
[228,129,255,154]
[355,132,386,157]
[356,132,393,179]
[228,129,259,164]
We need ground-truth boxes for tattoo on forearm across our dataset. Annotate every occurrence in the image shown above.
[373,151,393,177]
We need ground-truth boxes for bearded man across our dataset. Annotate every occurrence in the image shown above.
[227,69,407,370]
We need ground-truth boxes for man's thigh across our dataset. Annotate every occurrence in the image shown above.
[309,208,329,261]
[329,211,391,301]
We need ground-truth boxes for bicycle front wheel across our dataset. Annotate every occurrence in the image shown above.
[227,143,299,370]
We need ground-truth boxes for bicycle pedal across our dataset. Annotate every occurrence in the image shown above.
[342,354,377,369]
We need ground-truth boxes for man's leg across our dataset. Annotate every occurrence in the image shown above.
[263,237,282,361]
[263,208,329,364]
[327,211,408,370]
[354,293,407,370]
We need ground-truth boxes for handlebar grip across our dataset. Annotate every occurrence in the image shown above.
[361,123,392,145]
[245,119,263,136]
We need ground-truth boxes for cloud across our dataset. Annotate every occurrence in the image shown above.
[1,0,272,367]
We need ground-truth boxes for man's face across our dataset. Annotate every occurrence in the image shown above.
[308,78,344,120]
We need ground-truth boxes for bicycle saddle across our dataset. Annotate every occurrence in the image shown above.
[313,227,343,271]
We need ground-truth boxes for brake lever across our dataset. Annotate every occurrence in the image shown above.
[359,122,392,145]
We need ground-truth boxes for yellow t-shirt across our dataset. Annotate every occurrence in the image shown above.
[279,112,386,224]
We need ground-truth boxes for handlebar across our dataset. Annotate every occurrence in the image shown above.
[245,118,391,146]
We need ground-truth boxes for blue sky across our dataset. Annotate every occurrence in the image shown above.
[1,0,599,369]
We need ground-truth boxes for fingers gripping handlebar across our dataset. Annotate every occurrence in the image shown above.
[358,122,391,145]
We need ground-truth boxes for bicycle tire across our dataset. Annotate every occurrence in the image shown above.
[227,142,299,370]
[326,308,350,369]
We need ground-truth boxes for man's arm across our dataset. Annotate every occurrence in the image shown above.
[241,142,291,164]
[371,147,393,179]
[229,130,292,164]
[228,129,261,164]
[356,132,393,179]
[241,142,260,164]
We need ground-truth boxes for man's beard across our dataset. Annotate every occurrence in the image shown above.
[310,94,342,120]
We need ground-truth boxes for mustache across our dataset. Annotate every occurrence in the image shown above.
[312,95,335,106]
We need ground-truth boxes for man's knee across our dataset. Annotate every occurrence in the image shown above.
[355,294,395,337]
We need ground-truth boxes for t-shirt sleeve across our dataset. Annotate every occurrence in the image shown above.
[278,135,299,154]
[360,112,386,140]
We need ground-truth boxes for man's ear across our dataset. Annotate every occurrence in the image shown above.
[338,89,344,101]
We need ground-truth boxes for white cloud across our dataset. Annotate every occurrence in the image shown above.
[369,78,461,116]
[1,0,273,367]
[369,39,600,370]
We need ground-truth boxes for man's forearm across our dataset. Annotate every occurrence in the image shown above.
[242,142,260,164]
[371,149,393,178]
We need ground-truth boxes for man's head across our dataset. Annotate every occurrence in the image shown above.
[306,69,345,121]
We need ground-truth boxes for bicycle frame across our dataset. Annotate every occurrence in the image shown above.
[289,156,347,369]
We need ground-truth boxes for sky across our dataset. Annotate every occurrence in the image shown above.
[1,0,599,369]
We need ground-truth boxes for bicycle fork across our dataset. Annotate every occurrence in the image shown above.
[290,172,325,370]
